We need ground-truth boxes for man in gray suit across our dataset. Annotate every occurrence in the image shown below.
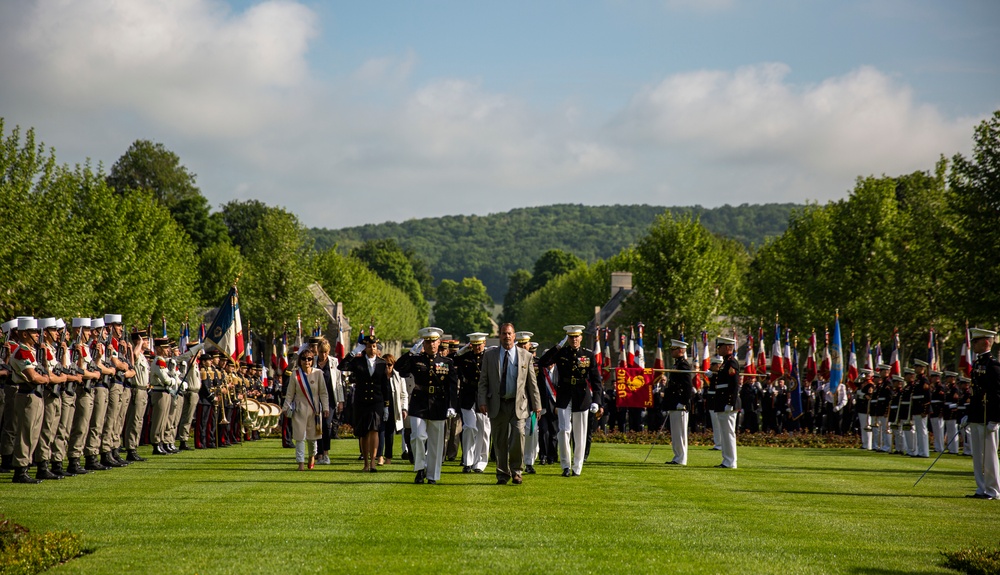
[478,323,541,485]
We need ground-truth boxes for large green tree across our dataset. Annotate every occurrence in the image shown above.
[525,249,584,295]
[350,238,429,324]
[433,278,493,337]
[499,268,532,325]
[106,139,228,251]
[949,110,1000,325]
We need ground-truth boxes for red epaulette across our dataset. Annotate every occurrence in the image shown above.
[45,346,55,362]
[15,346,36,362]
[156,358,167,369]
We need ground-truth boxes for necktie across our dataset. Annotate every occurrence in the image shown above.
[502,350,509,397]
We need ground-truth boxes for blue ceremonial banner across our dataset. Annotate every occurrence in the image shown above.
[790,347,803,420]
[829,312,843,392]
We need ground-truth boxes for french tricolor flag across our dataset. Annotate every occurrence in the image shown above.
[206,285,244,362]
[769,323,784,382]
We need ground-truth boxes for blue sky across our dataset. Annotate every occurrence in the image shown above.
[1,0,997,228]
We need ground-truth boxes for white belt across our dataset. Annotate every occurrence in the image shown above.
[717,384,729,389]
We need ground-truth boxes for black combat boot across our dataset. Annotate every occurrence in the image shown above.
[126,450,146,462]
[85,454,109,471]
[67,458,90,475]
[151,443,168,455]
[100,451,124,468]
[179,441,193,451]
[50,460,74,477]
[13,467,41,484]
[111,449,129,465]
[36,462,61,480]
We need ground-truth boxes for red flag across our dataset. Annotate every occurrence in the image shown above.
[615,367,654,408]
[819,327,831,380]
[805,329,818,382]
[626,326,637,368]
[959,323,972,377]
[743,334,756,384]
[755,331,767,376]
[889,328,901,377]
[770,323,784,382]
[847,338,859,382]
[594,330,604,371]
[618,333,627,368]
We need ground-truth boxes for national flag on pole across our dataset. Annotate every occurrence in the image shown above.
[863,336,873,372]
[700,331,710,373]
[927,328,938,372]
[790,347,804,420]
[755,328,767,376]
[295,316,303,350]
[770,322,784,382]
[847,337,859,383]
[626,326,637,368]
[873,341,883,368]
[245,324,253,364]
[334,319,346,361]
[829,313,843,392]
[198,323,206,344]
[634,323,645,368]
[179,323,189,355]
[617,333,627,368]
[805,329,818,382]
[653,332,664,371]
[594,330,604,371]
[783,328,793,374]
[889,328,901,377]
[743,334,756,384]
[959,323,973,377]
[261,361,269,388]
[161,317,168,338]
[205,285,245,362]
[819,327,831,381]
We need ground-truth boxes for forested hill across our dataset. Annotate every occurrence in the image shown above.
[310,203,799,299]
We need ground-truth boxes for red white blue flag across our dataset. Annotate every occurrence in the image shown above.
[206,285,244,362]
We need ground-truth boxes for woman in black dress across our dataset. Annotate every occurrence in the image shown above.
[343,336,391,472]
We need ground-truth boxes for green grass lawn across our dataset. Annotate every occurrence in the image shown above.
[1,439,996,575]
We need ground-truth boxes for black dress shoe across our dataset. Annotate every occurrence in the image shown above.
[571,471,579,476]
[427,479,437,484]
[463,466,472,473]
[714,464,732,468]
[496,478,508,485]
[179,441,194,451]
[414,470,426,484]
[473,468,483,473]
[562,468,571,477]
[665,460,679,465]
[512,475,523,485]
[525,465,536,474]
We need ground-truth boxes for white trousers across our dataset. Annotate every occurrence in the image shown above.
[557,408,587,475]
[877,416,891,452]
[294,440,317,463]
[931,417,945,453]
[523,413,538,466]
[668,410,689,465]
[410,416,446,481]
[709,410,722,449]
[460,409,491,471]
[858,413,872,450]
[945,420,960,454]
[717,410,738,468]
[968,423,1000,499]
[904,425,916,456]
[894,424,908,454]
[912,415,929,457]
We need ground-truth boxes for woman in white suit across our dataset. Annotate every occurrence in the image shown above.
[282,349,329,471]
[378,354,409,465]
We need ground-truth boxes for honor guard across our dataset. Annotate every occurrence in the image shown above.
[874,364,893,452]
[705,357,722,450]
[454,332,490,474]
[98,314,132,469]
[175,342,205,450]
[942,371,961,454]
[394,327,459,484]
[49,318,84,477]
[929,369,946,453]
[966,328,1000,500]
[536,325,603,477]
[148,338,180,455]
[0,319,19,474]
[65,318,102,475]
[84,317,116,471]
[713,336,740,469]
[910,359,931,457]
[9,318,48,483]
[855,368,875,450]
[124,330,150,461]
[31,318,68,480]
[664,339,694,465]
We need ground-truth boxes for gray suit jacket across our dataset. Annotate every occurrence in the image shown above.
[477,346,540,419]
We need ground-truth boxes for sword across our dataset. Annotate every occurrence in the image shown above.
[913,424,966,487]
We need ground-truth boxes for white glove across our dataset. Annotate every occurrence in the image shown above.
[446,408,457,419]
[181,380,188,393]
[383,407,390,420]
[724,405,733,412]
[557,336,568,349]
[351,343,365,356]
[676,403,685,410]
[410,340,424,354]
[456,343,470,356]
[988,422,998,433]
[589,403,599,414]
[961,416,968,427]
[189,343,205,356]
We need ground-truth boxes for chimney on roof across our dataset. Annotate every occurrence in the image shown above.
[610,272,632,298]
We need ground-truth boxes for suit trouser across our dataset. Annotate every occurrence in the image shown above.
[968,423,1000,499]
[538,410,558,463]
[85,386,109,457]
[178,390,198,442]
[113,384,131,450]
[523,413,539,466]
[0,385,18,456]
[717,409,738,468]
[557,408,588,475]
[490,399,525,481]
[931,417,945,453]
[196,402,215,448]
[294,439,317,463]
[858,413,872,450]
[445,416,461,460]
[69,389,94,459]
[148,390,171,445]
[124,388,148,450]
[100,383,123,452]
[13,392,44,468]
[913,415,929,457]
[945,420,960,453]
[409,416,446,481]
[53,392,76,462]
[668,410,689,464]
[460,408,491,470]
[709,410,722,449]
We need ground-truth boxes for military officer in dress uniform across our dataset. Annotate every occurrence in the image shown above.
[174,342,205,450]
[664,339,694,465]
[124,330,150,461]
[705,357,722,450]
[958,377,972,455]
[942,371,961,454]
[874,364,893,453]
[51,319,85,477]
[966,327,999,500]
[9,318,50,484]
[196,353,218,448]
[99,314,133,469]
[536,325,603,477]
[149,338,180,455]
[394,327,459,485]
[888,374,907,454]
[32,318,69,480]
[855,368,875,450]
[0,319,19,474]
[900,368,916,456]
[65,318,102,475]
[454,332,489,474]
[910,359,931,457]
[713,336,740,469]
[929,370,946,453]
